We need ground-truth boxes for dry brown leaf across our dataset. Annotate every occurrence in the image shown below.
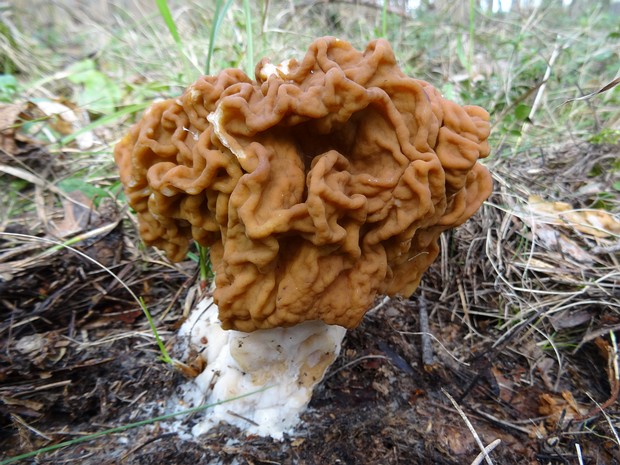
[549,309,592,331]
[0,102,26,154]
[490,366,516,403]
[13,333,46,356]
[49,190,97,238]
[532,223,596,263]
[539,391,588,425]
[527,195,620,238]
[30,99,94,150]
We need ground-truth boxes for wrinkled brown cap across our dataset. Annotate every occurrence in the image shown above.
[115,37,492,332]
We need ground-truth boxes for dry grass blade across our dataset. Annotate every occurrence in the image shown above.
[575,443,584,465]
[442,388,496,465]
[0,221,120,277]
[470,439,502,465]
[562,75,620,105]
[0,164,90,209]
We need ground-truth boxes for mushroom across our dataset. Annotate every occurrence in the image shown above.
[114,37,492,438]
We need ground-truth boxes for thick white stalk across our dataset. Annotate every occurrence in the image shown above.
[176,297,347,439]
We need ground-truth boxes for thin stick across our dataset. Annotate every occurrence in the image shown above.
[442,389,495,465]
[418,293,435,369]
[325,355,388,380]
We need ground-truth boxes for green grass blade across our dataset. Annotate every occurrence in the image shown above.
[155,0,194,80]
[155,0,182,47]
[0,387,270,465]
[206,0,235,75]
[468,0,475,76]
[140,296,172,364]
[382,0,388,39]
[243,0,254,76]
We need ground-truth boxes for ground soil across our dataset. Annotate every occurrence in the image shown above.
[1,142,620,464]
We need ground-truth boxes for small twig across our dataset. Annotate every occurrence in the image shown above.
[226,410,259,426]
[120,432,176,462]
[325,355,388,380]
[418,293,436,370]
[516,38,568,150]
[158,266,199,322]
[442,389,495,465]
[365,296,391,316]
[398,330,470,367]
[471,409,536,436]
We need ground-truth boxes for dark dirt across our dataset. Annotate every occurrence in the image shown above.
[1,142,620,465]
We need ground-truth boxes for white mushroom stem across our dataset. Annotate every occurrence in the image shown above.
[177,297,347,439]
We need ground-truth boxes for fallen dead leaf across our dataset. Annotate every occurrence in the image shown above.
[49,190,98,238]
[532,223,595,263]
[549,309,592,331]
[527,195,620,238]
[539,391,588,426]
[30,99,94,150]
[0,102,26,154]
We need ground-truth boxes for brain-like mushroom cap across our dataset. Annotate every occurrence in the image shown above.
[115,37,492,332]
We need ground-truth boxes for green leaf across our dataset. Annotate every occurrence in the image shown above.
[0,74,18,101]
[455,34,467,71]
[514,103,531,121]
[442,83,456,101]
[58,177,110,202]
[66,59,121,113]
[613,181,620,191]
[154,0,196,81]
[0,74,17,90]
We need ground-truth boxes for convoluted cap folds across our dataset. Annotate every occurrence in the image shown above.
[114,37,493,332]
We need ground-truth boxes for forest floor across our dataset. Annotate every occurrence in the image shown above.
[1,136,619,464]
[1,2,620,464]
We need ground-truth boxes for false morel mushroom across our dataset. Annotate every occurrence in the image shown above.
[115,37,492,437]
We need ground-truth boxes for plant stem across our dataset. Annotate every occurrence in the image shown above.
[198,243,210,290]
